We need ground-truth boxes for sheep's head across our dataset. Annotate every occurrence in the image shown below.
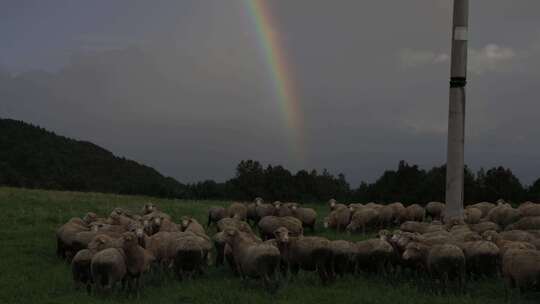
[143,219,153,235]
[83,212,97,224]
[254,197,263,205]
[378,229,391,241]
[223,229,238,244]
[88,235,110,251]
[273,201,282,208]
[180,217,192,230]
[109,213,121,224]
[153,216,163,229]
[274,227,290,243]
[89,222,102,232]
[122,232,137,247]
[128,222,144,238]
[291,205,298,211]
[402,242,423,262]
[142,203,156,215]
[328,199,337,209]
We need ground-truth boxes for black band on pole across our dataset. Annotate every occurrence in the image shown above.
[450,77,467,88]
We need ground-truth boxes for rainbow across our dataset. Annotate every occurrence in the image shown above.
[244,0,305,161]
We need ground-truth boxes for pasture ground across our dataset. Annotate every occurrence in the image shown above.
[0,187,536,303]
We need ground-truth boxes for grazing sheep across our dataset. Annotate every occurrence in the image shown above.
[273,227,334,284]
[258,216,303,240]
[223,229,281,286]
[470,221,501,234]
[255,202,276,222]
[346,208,380,234]
[388,202,407,224]
[170,234,208,280]
[469,202,496,219]
[330,240,356,276]
[464,207,483,224]
[355,237,395,274]
[71,249,94,292]
[458,241,500,276]
[141,203,158,215]
[425,202,445,221]
[274,202,294,217]
[56,220,92,260]
[502,248,540,291]
[399,221,429,234]
[227,202,248,221]
[507,216,540,231]
[405,204,426,222]
[153,216,179,233]
[90,248,127,292]
[378,205,395,227]
[121,232,155,291]
[291,206,317,232]
[216,218,254,236]
[517,201,537,214]
[207,207,227,228]
[324,207,351,232]
[487,204,521,228]
[180,217,207,237]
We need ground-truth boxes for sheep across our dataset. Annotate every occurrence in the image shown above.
[273,227,334,284]
[399,221,429,234]
[378,205,395,227]
[141,203,158,215]
[290,205,317,232]
[255,202,276,222]
[506,216,540,231]
[258,216,303,240]
[470,221,501,234]
[227,202,248,221]
[170,234,209,280]
[121,232,155,291]
[388,202,407,224]
[71,249,94,292]
[216,218,254,235]
[56,220,92,260]
[487,204,521,228]
[355,236,395,274]
[482,231,536,256]
[274,202,294,217]
[223,228,281,287]
[457,240,500,276]
[405,204,426,222]
[517,201,540,216]
[499,230,535,243]
[425,202,445,221]
[403,242,466,288]
[346,208,380,234]
[324,207,351,232]
[153,216,179,233]
[90,247,127,292]
[207,207,226,228]
[464,207,483,224]
[180,216,207,237]
[502,248,540,291]
[143,231,178,268]
[330,240,356,277]
[469,202,496,219]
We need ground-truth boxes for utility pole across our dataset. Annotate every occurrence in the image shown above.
[445,0,469,221]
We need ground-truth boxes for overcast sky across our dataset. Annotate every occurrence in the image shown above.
[1,0,540,186]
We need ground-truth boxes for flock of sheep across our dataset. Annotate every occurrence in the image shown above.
[55,198,540,295]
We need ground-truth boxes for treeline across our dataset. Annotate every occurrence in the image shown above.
[185,160,540,203]
[0,119,186,198]
[2,118,539,203]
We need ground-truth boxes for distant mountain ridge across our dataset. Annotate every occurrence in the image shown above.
[0,118,186,198]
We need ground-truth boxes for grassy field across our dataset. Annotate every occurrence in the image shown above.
[0,187,535,304]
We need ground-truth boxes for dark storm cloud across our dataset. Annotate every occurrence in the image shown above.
[1,0,540,185]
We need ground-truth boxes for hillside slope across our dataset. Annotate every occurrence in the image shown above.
[0,118,185,197]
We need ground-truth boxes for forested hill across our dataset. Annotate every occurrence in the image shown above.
[0,118,186,198]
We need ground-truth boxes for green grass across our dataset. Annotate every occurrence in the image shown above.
[0,187,534,304]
